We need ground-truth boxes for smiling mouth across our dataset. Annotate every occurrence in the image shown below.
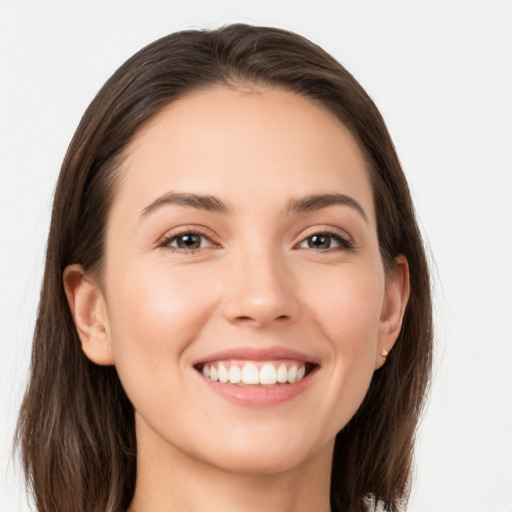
[195,360,316,386]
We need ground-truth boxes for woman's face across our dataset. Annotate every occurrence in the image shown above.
[86,86,406,474]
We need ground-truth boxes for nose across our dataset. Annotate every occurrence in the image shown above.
[221,247,299,328]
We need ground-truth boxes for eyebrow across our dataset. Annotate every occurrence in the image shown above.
[140,192,231,217]
[285,193,368,222]
[140,191,367,222]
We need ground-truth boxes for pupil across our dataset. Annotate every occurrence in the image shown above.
[309,234,330,249]
[178,234,200,249]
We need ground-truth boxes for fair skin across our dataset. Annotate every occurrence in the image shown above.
[64,85,409,512]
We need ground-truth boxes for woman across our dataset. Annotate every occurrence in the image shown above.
[16,24,432,512]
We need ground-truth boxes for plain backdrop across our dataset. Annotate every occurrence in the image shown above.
[1,2,511,511]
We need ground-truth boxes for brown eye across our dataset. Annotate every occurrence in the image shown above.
[307,234,332,249]
[175,234,202,249]
[298,232,351,251]
[166,232,211,251]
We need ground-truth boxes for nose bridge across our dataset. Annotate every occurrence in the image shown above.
[222,238,298,326]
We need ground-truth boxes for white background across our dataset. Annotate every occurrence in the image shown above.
[1,2,511,511]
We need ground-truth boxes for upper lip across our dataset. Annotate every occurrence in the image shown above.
[193,346,319,366]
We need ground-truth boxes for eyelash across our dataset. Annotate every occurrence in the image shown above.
[158,228,354,254]
[296,229,354,252]
[158,228,218,253]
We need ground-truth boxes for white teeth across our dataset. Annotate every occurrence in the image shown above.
[276,363,288,383]
[228,365,242,384]
[201,361,309,385]
[287,365,298,383]
[242,363,260,384]
[259,364,277,385]
[218,364,229,383]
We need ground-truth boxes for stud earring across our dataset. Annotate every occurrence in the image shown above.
[380,349,389,358]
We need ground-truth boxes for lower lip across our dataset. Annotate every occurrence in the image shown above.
[199,371,315,407]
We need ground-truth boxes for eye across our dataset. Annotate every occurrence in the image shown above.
[160,231,217,252]
[298,232,353,251]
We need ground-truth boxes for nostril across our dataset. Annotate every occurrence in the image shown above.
[233,314,291,324]
[223,289,299,327]
[235,315,254,322]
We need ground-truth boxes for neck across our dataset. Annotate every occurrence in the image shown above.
[127,416,333,512]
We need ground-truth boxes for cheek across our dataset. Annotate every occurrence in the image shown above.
[304,263,385,349]
[301,265,384,419]
[103,260,214,398]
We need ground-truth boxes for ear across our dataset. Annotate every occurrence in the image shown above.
[375,255,410,369]
[63,264,115,366]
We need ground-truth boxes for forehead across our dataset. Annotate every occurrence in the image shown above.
[114,85,375,222]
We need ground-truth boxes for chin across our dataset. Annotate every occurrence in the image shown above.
[192,423,334,476]
[207,446,316,476]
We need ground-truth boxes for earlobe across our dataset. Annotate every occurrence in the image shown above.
[375,255,410,369]
[63,264,115,366]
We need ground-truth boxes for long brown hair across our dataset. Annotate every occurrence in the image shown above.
[16,24,432,512]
